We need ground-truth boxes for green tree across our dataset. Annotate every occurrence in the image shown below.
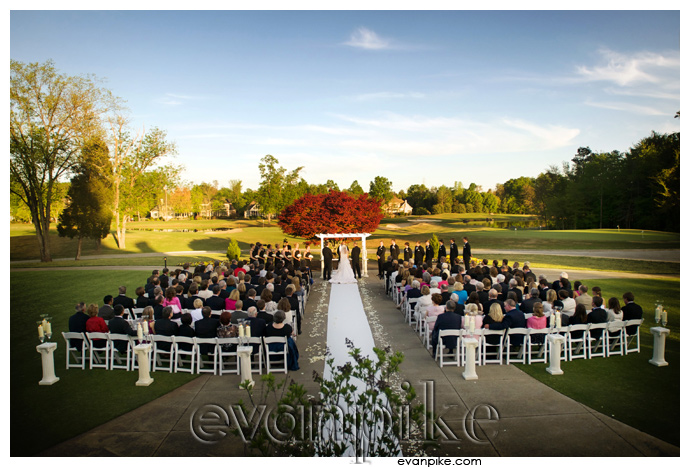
[57,138,114,259]
[369,176,393,204]
[256,155,304,222]
[10,59,115,261]
[346,180,364,196]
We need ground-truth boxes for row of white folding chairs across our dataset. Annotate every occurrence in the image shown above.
[433,319,643,367]
[62,332,289,375]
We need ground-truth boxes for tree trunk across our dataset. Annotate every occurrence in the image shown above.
[75,236,83,260]
[96,237,102,254]
[34,211,52,262]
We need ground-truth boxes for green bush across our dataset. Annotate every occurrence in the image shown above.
[429,233,439,257]
[226,238,241,261]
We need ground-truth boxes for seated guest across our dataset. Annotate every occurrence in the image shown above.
[243,288,258,311]
[141,306,155,334]
[559,289,576,316]
[439,283,452,304]
[189,298,204,323]
[607,297,624,322]
[178,313,195,344]
[462,303,483,340]
[113,286,135,312]
[68,302,88,336]
[414,285,433,322]
[198,280,213,300]
[451,281,467,305]
[508,279,523,304]
[431,300,462,358]
[422,293,446,332]
[206,285,226,311]
[483,303,504,347]
[265,310,293,338]
[484,299,526,346]
[406,280,423,301]
[520,288,540,313]
[527,302,547,343]
[162,286,182,313]
[225,289,240,312]
[587,296,608,339]
[184,283,205,309]
[621,292,643,337]
[465,291,483,313]
[231,300,248,323]
[108,304,137,353]
[217,311,238,352]
[575,285,593,310]
[135,286,152,309]
[195,306,220,354]
[569,304,589,339]
[154,306,179,351]
[485,288,504,313]
[86,303,109,348]
[261,288,278,313]
[255,299,273,324]
[542,289,557,315]
[98,295,115,321]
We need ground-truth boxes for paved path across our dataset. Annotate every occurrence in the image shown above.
[39,275,678,457]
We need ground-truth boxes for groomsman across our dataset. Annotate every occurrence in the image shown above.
[390,239,400,261]
[376,241,386,279]
[449,239,459,265]
[351,242,362,279]
[322,242,333,280]
[414,241,425,267]
[462,237,472,267]
[438,239,447,263]
[403,242,412,262]
[425,240,434,267]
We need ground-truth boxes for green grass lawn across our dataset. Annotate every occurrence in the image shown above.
[10,270,198,456]
[517,277,680,446]
[10,217,680,262]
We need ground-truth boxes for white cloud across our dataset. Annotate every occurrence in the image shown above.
[576,48,679,87]
[584,100,668,116]
[343,27,391,50]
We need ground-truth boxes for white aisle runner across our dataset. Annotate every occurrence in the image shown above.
[322,282,401,457]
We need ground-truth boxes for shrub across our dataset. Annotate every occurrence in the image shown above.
[226,238,241,261]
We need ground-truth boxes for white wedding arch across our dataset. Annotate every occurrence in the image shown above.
[316,232,372,277]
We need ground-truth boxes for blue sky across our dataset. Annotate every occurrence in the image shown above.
[10,8,681,194]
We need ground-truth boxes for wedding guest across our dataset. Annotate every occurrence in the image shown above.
[265,310,293,338]
[422,293,446,332]
[430,300,462,358]
[85,303,109,348]
[141,306,155,333]
[607,297,624,322]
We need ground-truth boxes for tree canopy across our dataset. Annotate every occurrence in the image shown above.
[278,190,384,240]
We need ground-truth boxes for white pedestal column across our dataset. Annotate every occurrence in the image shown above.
[134,344,154,386]
[36,342,60,386]
[546,334,565,375]
[649,327,670,367]
[462,338,479,380]
[237,345,255,389]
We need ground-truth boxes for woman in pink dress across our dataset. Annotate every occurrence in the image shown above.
[162,286,181,313]
[527,302,547,329]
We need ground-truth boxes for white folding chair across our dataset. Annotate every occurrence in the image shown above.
[152,335,175,372]
[406,298,419,325]
[623,319,643,354]
[217,337,240,375]
[85,332,110,369]
[435,329,461,367]
[247,336,264,374]
[173,336,197,373]
[606,321,626,357]
[504,328,529,364]
[62,332,88,370]
[586,323,608,358]
[195,337,219,374]
[480,329,505,365]
[423,315,438,350]
[108,333,133,371]
[567,324,589,360]
[264,336,288,374]
[526,328,550,364]
[130,308,145,320]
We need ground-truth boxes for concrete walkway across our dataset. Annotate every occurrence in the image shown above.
[39,274,678,457]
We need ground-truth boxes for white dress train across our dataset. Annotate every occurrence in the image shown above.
[329,245,357,284]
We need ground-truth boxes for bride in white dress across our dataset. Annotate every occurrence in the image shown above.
[329,242,357,284]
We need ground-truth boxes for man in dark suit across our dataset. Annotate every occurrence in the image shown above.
[621,291,643,336]
[205,285,226,311]
[485,288,505,313]
[113,286,135,313]
[376,241,386,279]
[486,299,526,346]
[431,301,463,358]
[68,302,89,348]
[425,240,434,267]
[243,288,258,311]
[390,239,400,261]
[322,242,333,280]
[520,288,540,313]
[154,307,179,352]
[462,237,472,268]
[255,300,274,325]
[403,242,412,262]
[183,283,205,310]
[449,239,459,266]
[108,305,137,353]
[414,241,424,268]
[437,239,447,264]
[587,296,608,339]
[98,295,115,321]
[195,307,220,355]
[351,242,362,279]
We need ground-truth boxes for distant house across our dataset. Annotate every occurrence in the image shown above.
[244,201,262,218]
[199,199,236,218]
[385,197,413,216]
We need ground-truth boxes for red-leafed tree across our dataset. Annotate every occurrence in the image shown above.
[278,190,384,240]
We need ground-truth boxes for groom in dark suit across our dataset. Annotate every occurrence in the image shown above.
[322,242,333,280]
[351,242,362,279]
